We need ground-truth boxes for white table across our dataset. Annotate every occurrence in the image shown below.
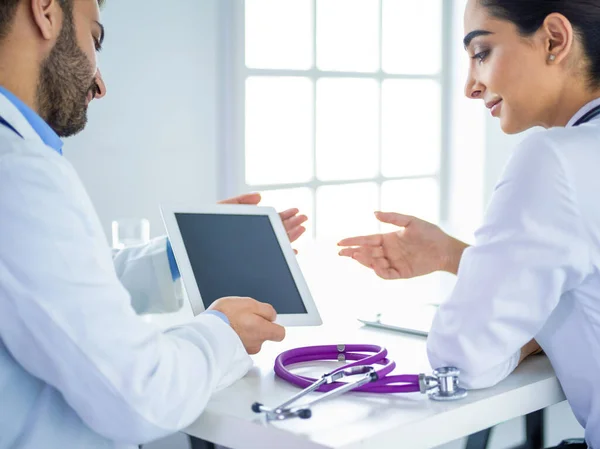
[184,321,565,449]
[140,244,564,448]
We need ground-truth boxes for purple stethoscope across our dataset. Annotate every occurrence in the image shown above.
[252,344,467,421]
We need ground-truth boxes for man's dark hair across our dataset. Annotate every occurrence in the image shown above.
[0,0,26,40]
[0,0,104,40]
[482,0,600,89]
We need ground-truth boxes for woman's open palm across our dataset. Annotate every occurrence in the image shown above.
[338,212,465,280]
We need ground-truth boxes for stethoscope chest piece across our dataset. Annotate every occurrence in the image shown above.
[422,367,468,401]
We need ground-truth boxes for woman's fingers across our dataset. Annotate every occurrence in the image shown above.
[351,251,376,269]
[338,233,383,248]
[339,246,384,260]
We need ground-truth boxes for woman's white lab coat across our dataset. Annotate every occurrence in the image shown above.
[427,99,600,448]
[0,94,251,449]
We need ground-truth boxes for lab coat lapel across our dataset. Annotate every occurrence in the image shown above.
[0,93,44,145]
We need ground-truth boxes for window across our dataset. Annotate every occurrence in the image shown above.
[223,0,453,242]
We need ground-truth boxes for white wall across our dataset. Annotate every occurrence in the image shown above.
[64,0,221,241]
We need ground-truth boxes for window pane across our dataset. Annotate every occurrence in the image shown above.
[259,187,314,240]
[246,0,313,70]
[381,178,439,232]
[316,79,378,181]
[246,77,313,185]
[382,0,442,74]
[316,183,378,241]
[382,80,441,177]
[316,0,379,72]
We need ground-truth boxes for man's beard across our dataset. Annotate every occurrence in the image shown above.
[36,8,99,138]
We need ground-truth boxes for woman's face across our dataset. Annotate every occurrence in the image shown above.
[463,0,567,133]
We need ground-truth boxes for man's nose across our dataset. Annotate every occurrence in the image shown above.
[94,69,107,99]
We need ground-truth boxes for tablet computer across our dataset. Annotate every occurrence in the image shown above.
[161,204,322,326]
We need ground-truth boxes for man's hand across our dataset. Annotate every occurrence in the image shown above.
[338,212,469,279]
[219,193,308,247]
[208,297,286,354]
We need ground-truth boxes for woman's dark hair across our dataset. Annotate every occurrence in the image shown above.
[481,0,600,88]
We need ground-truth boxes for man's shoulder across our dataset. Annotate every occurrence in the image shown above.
[0,132,83,212]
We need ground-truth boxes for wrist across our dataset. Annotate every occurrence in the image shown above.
[203,310,231,326]
[440,237,469,275]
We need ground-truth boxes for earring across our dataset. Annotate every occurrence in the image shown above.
[548,54,556,62]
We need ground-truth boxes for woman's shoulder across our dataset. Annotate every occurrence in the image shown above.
[506,130,562,175]
[509,124,599,172]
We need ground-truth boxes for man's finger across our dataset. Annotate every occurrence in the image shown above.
[255,302,277,321]
[287,226,306,242]
[246,344,261,355]
[279,208,300,220]
[283,214,308,229]
[262,322,286,342]
[337,234,383,247]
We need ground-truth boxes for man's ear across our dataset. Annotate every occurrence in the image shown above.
[29,0,63,41]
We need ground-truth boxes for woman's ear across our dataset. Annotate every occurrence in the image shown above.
[541,13,574,64]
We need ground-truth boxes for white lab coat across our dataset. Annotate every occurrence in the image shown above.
[427,99,600,448]
[0,93,252,449]
[113,237,184,315]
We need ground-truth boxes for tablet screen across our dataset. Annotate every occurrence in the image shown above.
[175,213,307,314]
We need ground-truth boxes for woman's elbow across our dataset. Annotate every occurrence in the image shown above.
[427,342,518,391]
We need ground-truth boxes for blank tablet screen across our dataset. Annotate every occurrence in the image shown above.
[175,213,307,314]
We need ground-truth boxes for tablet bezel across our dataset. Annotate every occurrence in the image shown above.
[161,204,322,326]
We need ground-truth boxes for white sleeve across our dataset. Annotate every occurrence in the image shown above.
[427,133,592,389]
[113,237,183,314]
[0,152,252,444]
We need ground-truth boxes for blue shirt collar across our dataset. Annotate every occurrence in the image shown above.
[0,86,63,155]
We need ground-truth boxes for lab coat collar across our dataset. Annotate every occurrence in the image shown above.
[0,91,46,147]
[0,87,63,154]
[567,97,600,127]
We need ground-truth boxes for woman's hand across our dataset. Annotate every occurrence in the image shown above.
[337,212,469,279]
[519,339,543,364]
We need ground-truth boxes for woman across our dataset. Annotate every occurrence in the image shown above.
[338,1,600,448]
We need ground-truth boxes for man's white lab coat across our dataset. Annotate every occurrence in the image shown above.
[0,93,252,449]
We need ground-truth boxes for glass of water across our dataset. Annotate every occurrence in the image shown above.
[111,218,150,250]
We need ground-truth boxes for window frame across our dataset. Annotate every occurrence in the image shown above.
[218,0,457,237]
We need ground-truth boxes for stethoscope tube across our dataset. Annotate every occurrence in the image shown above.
[274,344,420,394]
[573,104,600,127]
